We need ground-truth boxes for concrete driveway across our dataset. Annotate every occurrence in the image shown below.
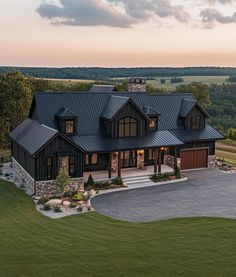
[91,169,236,222]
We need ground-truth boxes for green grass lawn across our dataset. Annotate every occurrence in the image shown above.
[147,76,228,91]
[1,180,236,276]
[216,150,236,166]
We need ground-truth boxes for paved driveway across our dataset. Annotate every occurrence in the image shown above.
[91,169,236,222]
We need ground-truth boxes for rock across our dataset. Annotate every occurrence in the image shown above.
[46,199,62,207]
[63,201,71,207]
[89,189,96,197]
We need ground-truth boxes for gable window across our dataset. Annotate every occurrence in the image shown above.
[65,120,75,134]
[118,117,137,138]
[191,116,201,129]
[149,118,157,131]
[46,157,53,180]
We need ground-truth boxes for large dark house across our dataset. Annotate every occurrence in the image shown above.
[9,78,224,196]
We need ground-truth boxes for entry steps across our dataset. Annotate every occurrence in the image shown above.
[122,175,152,185]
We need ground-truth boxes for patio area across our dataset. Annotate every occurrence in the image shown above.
[83,165,173,181]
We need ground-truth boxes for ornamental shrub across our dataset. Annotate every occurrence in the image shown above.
[113,176,123,186]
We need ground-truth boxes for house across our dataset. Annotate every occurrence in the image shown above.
[9,78,224,196]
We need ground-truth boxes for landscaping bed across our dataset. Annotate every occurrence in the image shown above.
[150,167,182,183]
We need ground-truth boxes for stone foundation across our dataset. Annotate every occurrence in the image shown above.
[11,158,35,195]
[208,155,216,168]
[35,178,84,197]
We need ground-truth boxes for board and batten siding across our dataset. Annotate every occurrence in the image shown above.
[112,102,146,138]
[35,136,83,181]
[12,142,36,179]
[185,106,206,130]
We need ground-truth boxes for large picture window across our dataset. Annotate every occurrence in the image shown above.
[191,116,201,129]
[118,117,137,138]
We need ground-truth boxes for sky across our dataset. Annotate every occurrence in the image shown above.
[1,0,236,67]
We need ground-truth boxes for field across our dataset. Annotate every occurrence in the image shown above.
[40,77,95,85]
[216,140,236,167]
[2,180,236,276]
[147,76,228,91]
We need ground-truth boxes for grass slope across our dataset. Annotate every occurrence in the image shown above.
[1,180,236,276]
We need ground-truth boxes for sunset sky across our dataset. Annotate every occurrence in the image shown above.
[1,0,236,67]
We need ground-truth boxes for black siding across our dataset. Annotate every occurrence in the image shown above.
[178,141,215,157]
[12,142,36,178]
[185,106,206,130]
[84,153,109,172]
[35,136,83,181]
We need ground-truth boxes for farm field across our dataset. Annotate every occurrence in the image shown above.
[2,179,236,276]
[147,76,229,91]
[216,140,236,167]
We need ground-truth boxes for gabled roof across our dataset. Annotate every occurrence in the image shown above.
[171,125,224,142]
[56,107,77,118]
[143,106,160,116]
[179,99,210,118]
[89,85,116,93]
[9,118,58,155]
[72,131,183,153]
[100,95,149,121]
[33,92,196,135]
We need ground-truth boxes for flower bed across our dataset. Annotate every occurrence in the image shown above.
[150,168,182,183]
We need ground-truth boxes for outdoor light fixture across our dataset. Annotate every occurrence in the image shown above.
[138,150,144,156]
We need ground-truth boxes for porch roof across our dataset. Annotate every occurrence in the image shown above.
[72,131,183,153]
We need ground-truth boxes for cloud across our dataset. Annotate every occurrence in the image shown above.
[37,0,191,28]
[200,8,236,27]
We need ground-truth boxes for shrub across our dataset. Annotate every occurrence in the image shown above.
[69,202,78,208]
[87,174,95,188]
[112,176,123,186]
[43,203,51,211]
[37,196,49,205]
[53,205,62,213]
[72,194,83,201]
[175,167,181,179]
[64,190,77,198]
[151,172,172,181]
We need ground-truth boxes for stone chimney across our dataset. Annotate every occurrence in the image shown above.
[128,78,146,92]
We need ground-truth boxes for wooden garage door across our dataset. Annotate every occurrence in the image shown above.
[181,148,208,170]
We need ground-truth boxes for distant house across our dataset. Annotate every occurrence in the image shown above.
[9,78,224,196]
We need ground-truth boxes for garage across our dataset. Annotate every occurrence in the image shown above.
[181,148,208,170]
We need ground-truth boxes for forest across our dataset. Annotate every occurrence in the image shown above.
[1,66,236,80]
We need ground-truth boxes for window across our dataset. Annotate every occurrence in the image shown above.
[65,120,75,134]
[149,118,157,131]
[118,117,137,138]
[69,156,76,177]
[148,149,154,160]
[191,116,201,129]
[46,157,53,180]
[91,154,98,165]
[85,154,89,165]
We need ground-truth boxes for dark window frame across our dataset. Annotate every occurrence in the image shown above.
[84,153,99,166]
[69,155,76,177]
[65,120,75,134]
[46,157,53,180]
[148,117,158,131]
[191,116,201,129]
[118,117,138,138]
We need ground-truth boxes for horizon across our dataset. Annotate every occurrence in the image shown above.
[1,0,236,67]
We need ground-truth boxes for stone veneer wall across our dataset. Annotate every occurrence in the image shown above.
[164,155,181,169]
[208,155,216,168]
[12,158,35,195]
[128,83,146,92]
[35,178,84,197]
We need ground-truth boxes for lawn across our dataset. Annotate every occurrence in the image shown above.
[1,180,236,276]
[216,140,236,166]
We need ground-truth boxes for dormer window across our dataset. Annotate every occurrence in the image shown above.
[65,120,75,134]
[149,118,157,131]
[191,116,200,129]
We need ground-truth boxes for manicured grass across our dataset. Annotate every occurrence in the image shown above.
[1,180,236,276]
[216,150,236,166]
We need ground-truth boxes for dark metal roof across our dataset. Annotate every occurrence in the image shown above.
[100,95,130,120]
[171,125,224,142]
[143,106,160,116]
[72,131,183,153]
[179,99,196,118]
[34,92,196,135]
[56,107,78,118]
[9,118,58,155]
[89,85,116,93]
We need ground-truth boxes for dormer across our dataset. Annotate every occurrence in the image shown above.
[179,99,209,130]
[143,106,161,132]
[55,107,78,135]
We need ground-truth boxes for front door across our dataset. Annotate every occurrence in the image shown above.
[121,151,137,168]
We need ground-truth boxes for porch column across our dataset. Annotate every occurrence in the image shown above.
[154,148,158,174]
[108,152,112,179]
[158,148,162,173]
[174,147,178,171]
[118,152,121,177]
